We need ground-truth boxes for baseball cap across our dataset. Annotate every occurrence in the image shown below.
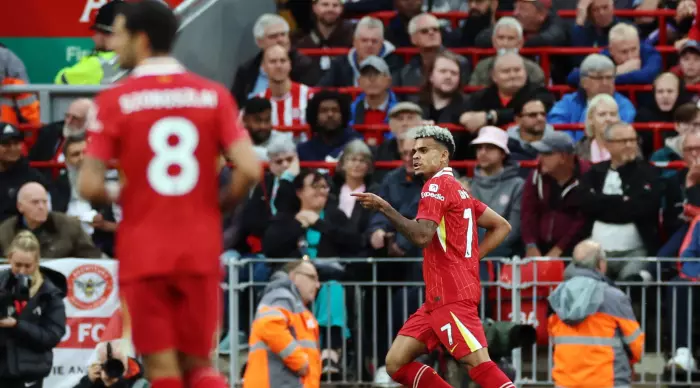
[91,0,123,33]
[359,56,390,76]
[0,123,23,144]
[530,132,575,154]
[471,126,510,154]
[388,102,423,117]
[680,40,700,56]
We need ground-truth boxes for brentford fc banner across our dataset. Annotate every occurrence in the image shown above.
[1,259,121,388]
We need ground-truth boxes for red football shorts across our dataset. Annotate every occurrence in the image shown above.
[397,299,487,360]
[120,274,221,358]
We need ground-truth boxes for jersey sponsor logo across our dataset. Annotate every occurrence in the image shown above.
[429,183,439,193]
[421,191,445,201]
[67,264,114,310]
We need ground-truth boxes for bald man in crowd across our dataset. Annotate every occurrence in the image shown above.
[0,182,102,258]
[29,98,95,163]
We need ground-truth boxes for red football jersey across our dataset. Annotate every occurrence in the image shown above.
[85,59,248,281]
[415,167,487,311]
[257,82,312,127]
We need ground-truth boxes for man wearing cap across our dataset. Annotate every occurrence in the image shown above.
[521,131,590,259]
[349,56,397,144]
[0,123,48,223]
[374,102,423,160]
[55,0,123,85]
[470,126,524,258]
[673,40,700,86]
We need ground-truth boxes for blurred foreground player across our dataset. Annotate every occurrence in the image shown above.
[77,2,261,388]
[353,125,514,388]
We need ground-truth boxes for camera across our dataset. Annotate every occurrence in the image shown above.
[0,273,31,319]
[101,342,126,379]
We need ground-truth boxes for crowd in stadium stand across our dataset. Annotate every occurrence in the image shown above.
[2,0,700,384]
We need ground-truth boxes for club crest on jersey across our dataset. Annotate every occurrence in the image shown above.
[422,191,445,201]
[429,184,439,193]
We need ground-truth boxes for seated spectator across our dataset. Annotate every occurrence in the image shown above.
[0,46,40,127]
[548,54,636,140]
[574,94,621,163]
[384,0,428,47]
[350,56,398,145]
[470,126,524,257]
[567,23,662,86]
[74,340,146,388]
[242,97,293,161]
[231,14,318,103]
[29,98,93,164]
[579,122,661,280]
[638,73,694,159]
[459,52,554,133]
[262,170,362,375]
[297,90,362,161]
[415,51,467,125]
[0,123,48,223]
[51,135,118,256]
[257,45,313,127]
[458,0,497,47]
[476,0,569,48]
[319,16,402,87]
[294,0,355,75]
[374,102,424,165]
[330,140,374,237]
[469,17,545,86]
[522,132,590,258]
[0,182,103,258]
[652,103,700,174]
[671,39,700,86]
[507,97,555,161]
[571,0,619,51]
[395,13,470,87]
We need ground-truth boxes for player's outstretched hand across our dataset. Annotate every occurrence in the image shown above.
[351,192,389,211]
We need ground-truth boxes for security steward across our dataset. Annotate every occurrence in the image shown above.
[54,1,124,85]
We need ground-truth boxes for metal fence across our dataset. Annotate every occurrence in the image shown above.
[223,256,700,387]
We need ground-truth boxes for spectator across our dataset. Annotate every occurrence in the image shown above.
[243,260,321,388]
[458,0,498,47]
[548,240,644,388]
[319,16,401,87]
[0,46,40,127]
[567,23,663,86]
[459,52,554,132]
[574,93,621,163]
[330,140,375,237]
[385,0,427,47]
[374,102,424,165]
[29,98,93,165]
[74,340,146,388]
[548,54,636,140]
[521,132,590,258]
[415,51,467,125]
[475,0,569,48]
[571,0,620,50]
[297,90,362,161]
[470,126,524,257]
[231,14,319,103]
[343,0,394,13]
[507,97,556,161]
[0,123,48,223]
[0,182,103,258]
[652,103,700,173]
[54,1,123,85]
[242,97,293,161]
[349,56,398,146]
[294,0,355,75]
[257,45,313,127]
[394,13,470,87]
[671,39,700,86]
[469,17,546,86]
[579,122,662,280]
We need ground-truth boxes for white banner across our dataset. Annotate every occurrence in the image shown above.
[1,259,120,388]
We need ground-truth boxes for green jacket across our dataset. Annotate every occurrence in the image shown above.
[55,51,123,85]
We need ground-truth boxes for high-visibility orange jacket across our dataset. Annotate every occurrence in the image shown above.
[1,47,40,126]
[243,271,321,388]
[548,267,644,388]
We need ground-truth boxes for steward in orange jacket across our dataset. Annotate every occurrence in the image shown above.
[548,241,644,388]
[0,47,40,126]
[243,261,321,388]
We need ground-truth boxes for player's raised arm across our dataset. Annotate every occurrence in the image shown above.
[476,205,512,259]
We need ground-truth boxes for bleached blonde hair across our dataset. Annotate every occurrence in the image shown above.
[585,94,619,137]
[6,231,40,260]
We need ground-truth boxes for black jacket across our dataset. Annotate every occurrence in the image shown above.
[463,83,555,128]
[230,49,320,104]
[27,121,64,165]
[662,169,700,237]
[72,357,146,388]
[578,159,663,254]
[0,267,67,380]
[0,158,49,224]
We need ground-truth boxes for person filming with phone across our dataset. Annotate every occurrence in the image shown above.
[0,231,67,388]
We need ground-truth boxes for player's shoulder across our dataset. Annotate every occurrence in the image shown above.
[426,168,461,191]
